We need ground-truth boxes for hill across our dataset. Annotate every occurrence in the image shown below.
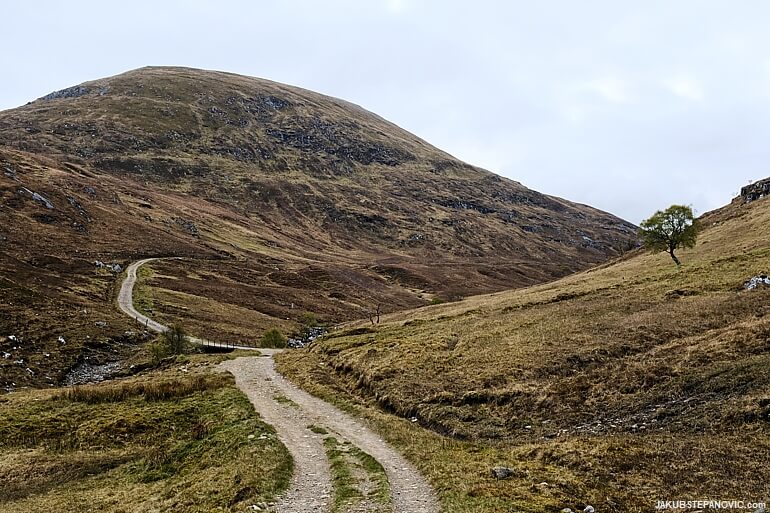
[277,189,770,512]
[0,67,637,390]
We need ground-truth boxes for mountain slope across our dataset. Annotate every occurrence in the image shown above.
[0,67,637,389]
[0,67,635,267]
[277,189,770,511]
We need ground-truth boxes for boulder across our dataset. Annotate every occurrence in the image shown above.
[21,187,54,209]
[744,275,770,290]
[741,178,770,203]
[490,466,514,479]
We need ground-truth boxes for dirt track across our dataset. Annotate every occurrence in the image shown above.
[222,356,439,513]
[118,260,440,513]
[118,259,260,350]
[117,258,168,333]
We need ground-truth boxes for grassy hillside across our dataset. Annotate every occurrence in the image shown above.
[0,67,637,390]
[0,355,292,512]
[0,66,637,272]
[277,193,770,512]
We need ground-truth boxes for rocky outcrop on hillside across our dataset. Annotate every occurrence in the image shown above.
[0,67,639,271]
[0,68,642,387]
[740,178,770,203]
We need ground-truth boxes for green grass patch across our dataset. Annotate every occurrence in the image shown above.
[0,368,292,512]
[348,445,390,506]
[273,393,298,408]
[324,437,363,513]
[322,436,391,513]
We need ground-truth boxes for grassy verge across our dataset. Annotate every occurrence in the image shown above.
[278,336,770,513]
[0,363,292,512]
[323,436,391,513]
[324,437,362,513]
[275,199,770,512]
[278,353,566,512]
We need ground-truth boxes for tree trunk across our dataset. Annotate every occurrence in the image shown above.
[669,249,681,266]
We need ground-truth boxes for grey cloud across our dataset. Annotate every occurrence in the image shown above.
[2,0,769,222]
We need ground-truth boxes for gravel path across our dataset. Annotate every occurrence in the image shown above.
[118,258,260,350]
[222,355,440,513]
[118,259,440,513]
[118,258,168,333]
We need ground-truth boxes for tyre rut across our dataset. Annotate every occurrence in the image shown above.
[118,259,440,513]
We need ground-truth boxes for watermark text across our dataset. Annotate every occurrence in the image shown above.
[656,499,766,511]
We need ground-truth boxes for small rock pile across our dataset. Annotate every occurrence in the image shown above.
[744,275,770,290]
[287,326,326,348]
[562,506,595,513]
[490,466,513,479]
[95,261,123,273]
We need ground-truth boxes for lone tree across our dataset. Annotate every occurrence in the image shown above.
[162,324,189,355]
[150,323,189,364]
[639,205,699,266]
[260,328,287,348]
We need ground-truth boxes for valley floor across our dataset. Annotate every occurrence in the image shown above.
[276,197,770,512]
[5,193,770,512]
[126,257,440,513]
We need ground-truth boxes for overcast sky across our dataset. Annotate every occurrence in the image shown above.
[3,1,769,223]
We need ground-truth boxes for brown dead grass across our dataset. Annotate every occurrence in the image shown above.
[0,361,292,512]
[277,196,770,512]
[56,373,225,403]
[0,64,638,388]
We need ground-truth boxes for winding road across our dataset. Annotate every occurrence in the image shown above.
[118,258,168,333]
[117,258,259,351]
[117,259,440,513]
